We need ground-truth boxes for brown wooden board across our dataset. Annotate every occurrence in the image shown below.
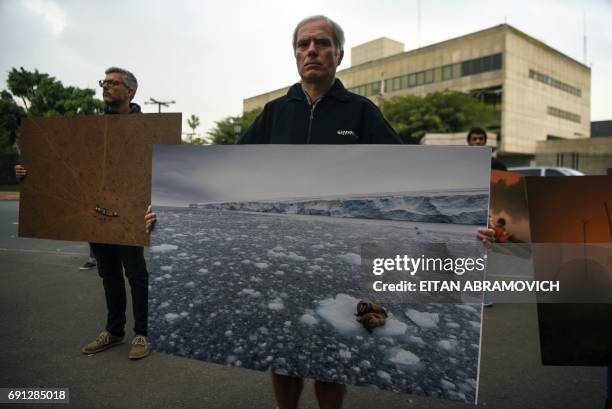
[18,113,181,246]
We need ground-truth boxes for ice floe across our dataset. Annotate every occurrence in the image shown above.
[405,309,439,329]
[150,244,178,253]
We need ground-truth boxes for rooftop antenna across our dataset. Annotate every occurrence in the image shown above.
[144,97,176,113]
[583,10,587,64]
[417,0,422,48]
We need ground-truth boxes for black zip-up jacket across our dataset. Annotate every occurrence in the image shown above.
[104,102,142,115]
[238,79,402,145]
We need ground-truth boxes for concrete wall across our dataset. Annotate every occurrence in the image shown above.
[536,138,612,175]
[502,27,590,155]
[351,37,404,67]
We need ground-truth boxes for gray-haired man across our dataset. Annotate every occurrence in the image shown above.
[239,14,401,409]
[18,67,150,359]
[84,67,150,359]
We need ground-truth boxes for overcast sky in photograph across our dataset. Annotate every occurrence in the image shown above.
[151,145,491,207]
[1,0,610,137]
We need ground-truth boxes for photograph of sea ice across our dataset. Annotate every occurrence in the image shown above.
[149,145,491,403]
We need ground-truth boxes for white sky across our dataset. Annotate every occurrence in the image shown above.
[1,0,610,136]
[152,145,491,207]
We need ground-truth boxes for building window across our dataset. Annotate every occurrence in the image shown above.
[433,67,442,82]
[425,69,434,83]
[492,53,502,70]
[461,54,502,77]
[416,71,425,85]
[442,65,453,80]
[473,58,483,74]
[392,77,401,91]
[547,106,581,123]
[408,73,417,87]
[452,63,462,78]
[482,55,492,71]
[347,53,503,95]
[556,152,580,169]
[369,82,380,96]
[530,69,581,97]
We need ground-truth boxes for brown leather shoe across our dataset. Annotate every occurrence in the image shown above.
[128,335,150,360]
[81,331,124,354]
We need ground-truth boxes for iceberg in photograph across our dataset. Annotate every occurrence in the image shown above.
[190,189,487,225]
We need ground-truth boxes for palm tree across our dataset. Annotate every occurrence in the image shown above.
[187,114,200,143]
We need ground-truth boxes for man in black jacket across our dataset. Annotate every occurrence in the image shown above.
[16,67,150,360]
[238,15,400,146]
[238,14,401,409]
[143,12,400,395]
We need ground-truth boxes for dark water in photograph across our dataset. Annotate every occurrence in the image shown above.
[150,194,485,403]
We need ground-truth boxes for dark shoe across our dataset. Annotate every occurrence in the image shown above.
[79,261,97,270]
[81,331,124,354]
[128,335,149,360]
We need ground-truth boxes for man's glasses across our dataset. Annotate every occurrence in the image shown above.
[98,79,127,88]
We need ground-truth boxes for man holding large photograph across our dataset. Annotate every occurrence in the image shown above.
[238,14,401,409]
[146,14,401,409]
[144,14,495,408]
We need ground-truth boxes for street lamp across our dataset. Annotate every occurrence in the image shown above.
[233,118,242,141]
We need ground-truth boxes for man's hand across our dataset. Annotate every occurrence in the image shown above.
[145,205,156,234]
[477,217,496,247]
[15,164,27,180]
[477,227,495,246]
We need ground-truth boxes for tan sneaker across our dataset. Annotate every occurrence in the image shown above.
[81,331,124,354]
[128,335,149,360]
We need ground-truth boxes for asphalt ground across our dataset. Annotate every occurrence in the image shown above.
[0,200,607,409]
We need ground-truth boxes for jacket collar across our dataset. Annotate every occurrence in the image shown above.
[287,79,351,103]
[104,102,142,114]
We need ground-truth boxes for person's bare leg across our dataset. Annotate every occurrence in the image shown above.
[272,373,304,409]
[314,380,346,409]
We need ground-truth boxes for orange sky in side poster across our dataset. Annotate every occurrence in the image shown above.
[489,170,531,243]
[525,176,612,243]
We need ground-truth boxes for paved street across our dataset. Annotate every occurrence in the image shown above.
[0,200,606,409]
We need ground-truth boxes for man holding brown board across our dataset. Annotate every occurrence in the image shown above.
[16,67,151,360]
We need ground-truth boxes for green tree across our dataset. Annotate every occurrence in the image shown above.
[0,91,26,155]
[0,67,104,154]
[7,67,103,117]
[381,91,499,144]
[207,107,263,145]
[185,114,200,143]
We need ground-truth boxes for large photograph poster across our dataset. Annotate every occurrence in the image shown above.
[18,113,182,246]
[526,176,612,365]
[149,145,491,403]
